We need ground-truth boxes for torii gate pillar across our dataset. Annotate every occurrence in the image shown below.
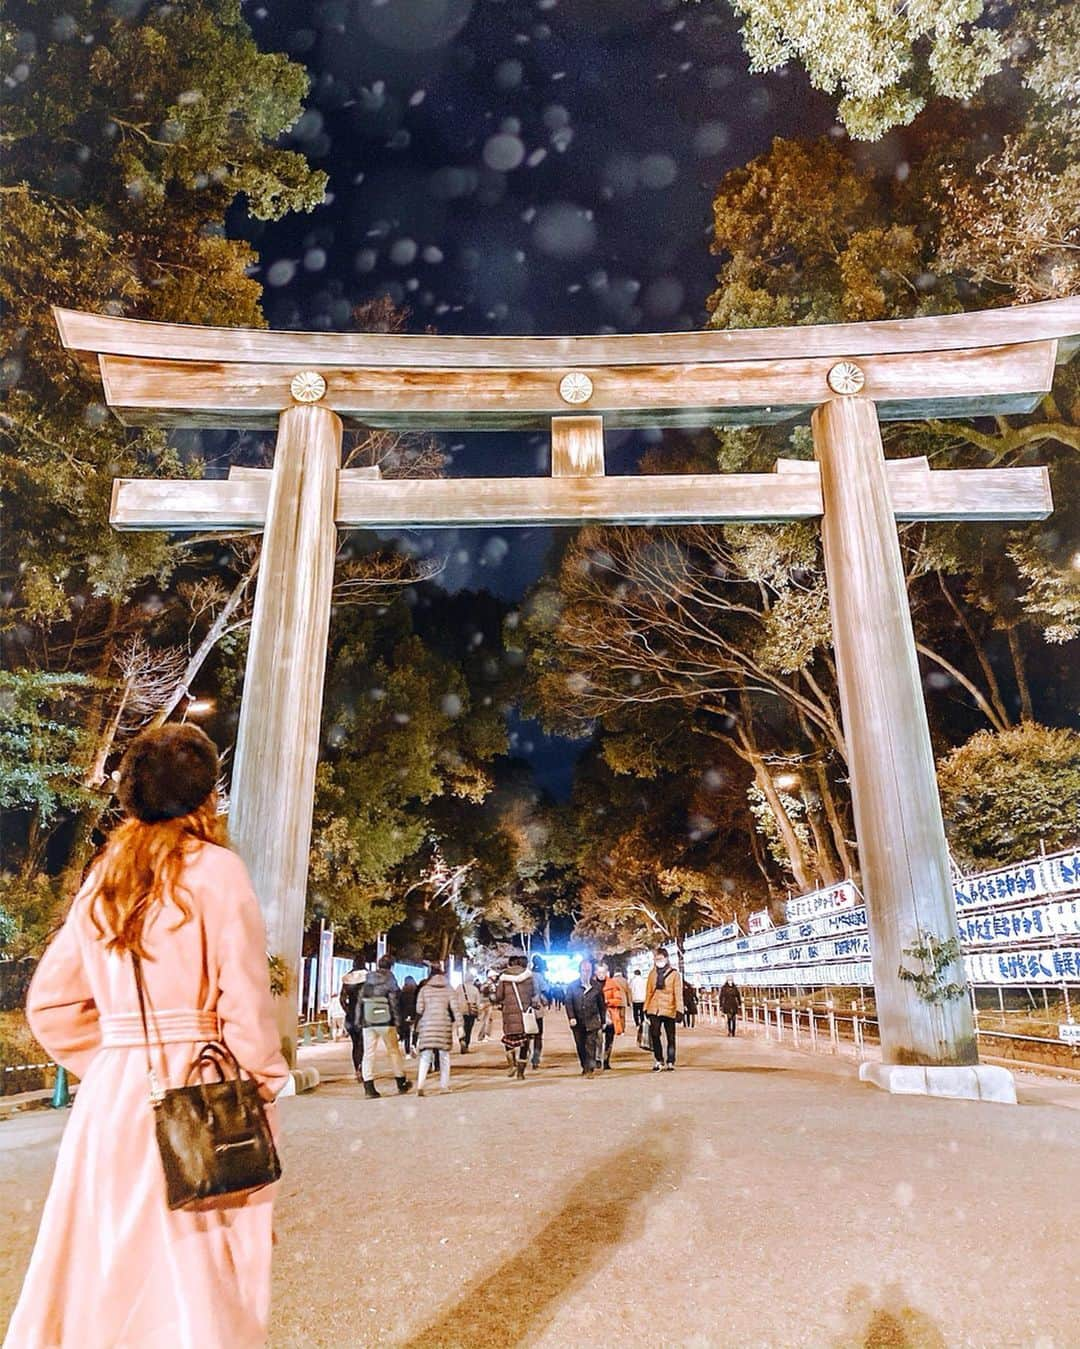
[228,403,342,1064]
[813,397,976,1066]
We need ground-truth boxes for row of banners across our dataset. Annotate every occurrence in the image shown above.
[723,950,1080,989]
[683,850,1080,988]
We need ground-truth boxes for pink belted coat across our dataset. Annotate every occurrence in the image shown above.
[4,842,290,1349]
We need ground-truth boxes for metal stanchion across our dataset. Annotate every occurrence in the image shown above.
[50,1065,71,1109]
[828,1001,838,1053]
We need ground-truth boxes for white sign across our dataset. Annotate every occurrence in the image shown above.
[1059,1022,1080,1045]
[748,909,773,934]
[785,879,860,923]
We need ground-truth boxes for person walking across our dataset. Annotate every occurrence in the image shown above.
[339,957,368,1080]
[357,955,411,1099]
[399,974,419,1056]
[597,960,628,1070]
[629,967,648,1029]
[4,724,289,1349]
[496,954,540,1079]
[415,962,461,1096]
[684,981,699,1029]
[459,976,481,1053]
[329,988,347,1041]
[530,954,550,1068]
[720,978,742,1036]
[475,977,496,1042]
[645,947,685,1071]
[565,958,606,1077]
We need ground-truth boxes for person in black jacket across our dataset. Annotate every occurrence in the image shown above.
[399,975,419,1056]
[565,958,606,1077]
[356,956,411,1099]
[719,979,742,1036]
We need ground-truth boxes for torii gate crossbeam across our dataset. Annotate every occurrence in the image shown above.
[55,299,1080,1098]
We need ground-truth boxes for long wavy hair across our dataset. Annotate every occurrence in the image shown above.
[87,795,227,956]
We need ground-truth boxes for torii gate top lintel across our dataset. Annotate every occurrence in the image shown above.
[54,297,1080,431]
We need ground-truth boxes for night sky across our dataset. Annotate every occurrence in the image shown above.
[233,0,834,793]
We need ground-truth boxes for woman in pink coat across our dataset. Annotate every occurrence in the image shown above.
[4,724,290,1349]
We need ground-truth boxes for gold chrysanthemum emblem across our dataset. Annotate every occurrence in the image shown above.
[826,361,865,395]
[558,372,594,405]
[290,371,327,403]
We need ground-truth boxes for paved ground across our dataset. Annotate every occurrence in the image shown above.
[1,1020,1078,1348]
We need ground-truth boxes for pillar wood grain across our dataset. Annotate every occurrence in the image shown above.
[227,404,342,1066]
[108,462,1051,532]
[551,416,605,476]
[95,340,1056,429]
[812,397,978,1067]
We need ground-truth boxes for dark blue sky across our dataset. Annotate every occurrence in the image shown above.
[236,0,833,793]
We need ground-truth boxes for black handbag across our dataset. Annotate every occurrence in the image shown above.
[132,953,282,1211]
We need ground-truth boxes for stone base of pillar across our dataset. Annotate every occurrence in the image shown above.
[859,1061,1016,1104]
[277,1066,321,1098]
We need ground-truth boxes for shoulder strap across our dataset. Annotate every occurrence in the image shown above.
[130,953,165,1103]
[510,978,525,1012]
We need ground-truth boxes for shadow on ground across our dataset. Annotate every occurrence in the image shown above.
[399,1130,687,1348]
[833,1284,947,1349]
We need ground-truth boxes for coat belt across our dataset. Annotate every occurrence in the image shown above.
[100,1009,220,1047]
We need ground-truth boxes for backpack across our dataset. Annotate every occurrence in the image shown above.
[362,995,392,1027]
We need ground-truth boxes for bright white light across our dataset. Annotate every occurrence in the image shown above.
[773,772,801,791]
[186,698,216,716]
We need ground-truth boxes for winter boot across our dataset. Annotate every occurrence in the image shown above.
[506,1051,519,1078]
[603,1058,612,1070]
[396,1077,412,1094]
[515,1062,526,1080]
[363,1079,380,1099]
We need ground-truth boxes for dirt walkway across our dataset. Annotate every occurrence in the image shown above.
[2,1020,1077,1347]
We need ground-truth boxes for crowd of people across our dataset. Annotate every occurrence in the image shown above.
[336,946,746,1096]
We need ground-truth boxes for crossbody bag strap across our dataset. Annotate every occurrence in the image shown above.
[130,952,165,1103]
[510,978,525,1013]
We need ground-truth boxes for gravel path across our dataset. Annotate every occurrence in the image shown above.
[1,1020,1077,1348]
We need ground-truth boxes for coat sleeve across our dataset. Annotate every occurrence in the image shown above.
[212,852,290,1100]
[25,906,101,1079]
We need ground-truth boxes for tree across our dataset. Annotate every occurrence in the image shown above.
[937,724,1080,867]
[0,0,328,929]
[719,0,1012,140]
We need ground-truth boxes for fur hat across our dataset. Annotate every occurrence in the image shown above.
[118,724,219,823]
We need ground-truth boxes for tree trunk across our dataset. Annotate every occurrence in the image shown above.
[804,794,839,886]
[749,753,814,893]
[813,757,855,880]
[1006,625,1034,723]
[149,553,259,729]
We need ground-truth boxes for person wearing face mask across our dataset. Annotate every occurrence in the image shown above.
[644,946,685,1071]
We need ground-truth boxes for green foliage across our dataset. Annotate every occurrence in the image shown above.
[1,0,325,622]
[898,934,967,1004]
[0,872,68,959]
[309,609,508,947]
[723,0,1004,139]
[0,671,95,820]
[267,953,290,998]
[937,724,1080,868]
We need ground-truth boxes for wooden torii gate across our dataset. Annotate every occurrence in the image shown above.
[55,298,1080,1093]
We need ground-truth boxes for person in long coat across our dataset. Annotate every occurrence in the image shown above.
[414,963,462,1095]
[496,954,540,1079]
[4,724,290,1349]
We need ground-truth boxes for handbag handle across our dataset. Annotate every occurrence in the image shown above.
[184,1042,245,1088]
[130,952,165,1104]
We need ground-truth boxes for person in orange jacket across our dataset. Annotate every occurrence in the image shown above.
[596,960,628,1070]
